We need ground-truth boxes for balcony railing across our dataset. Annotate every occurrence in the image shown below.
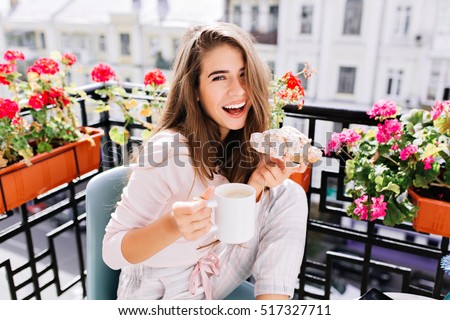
[0,83,448,300]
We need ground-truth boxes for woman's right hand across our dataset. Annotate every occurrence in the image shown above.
[171,186,215,241]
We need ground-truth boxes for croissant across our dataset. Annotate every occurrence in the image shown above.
[250,126,322,164]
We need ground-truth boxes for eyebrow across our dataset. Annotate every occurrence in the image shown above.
[207,67,245,78]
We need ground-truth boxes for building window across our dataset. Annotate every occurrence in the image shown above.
[251,6,259,32]
[300,5,313,34]
[343,0,363,35]
[386,69,403,97]
[7,31,37,49]
[297,63,309,90]
[120,33,131,56]
[40,32,46,49]
[233,5,242,26]
[149,37,161,56]
[427,61,441,101]
[99,35,106,52]
[338,67,356,94]
[394,6,411,36]
[269,5,278,32]
[173,38,179,56]
[267,61,275,75]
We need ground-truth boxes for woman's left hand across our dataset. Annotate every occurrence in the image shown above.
[248,155,307,201]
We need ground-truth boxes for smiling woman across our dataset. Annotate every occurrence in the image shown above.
[102,22,309,300]
[198,44,249,139]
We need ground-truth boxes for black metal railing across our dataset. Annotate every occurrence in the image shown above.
[0,84,448,300]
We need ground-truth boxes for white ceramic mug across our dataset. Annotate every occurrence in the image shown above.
[207,183,256,244]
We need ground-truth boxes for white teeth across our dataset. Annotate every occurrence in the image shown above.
[223,102,245,109]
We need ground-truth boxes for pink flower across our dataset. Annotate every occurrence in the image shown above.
[431,100,449,120]
[340,129,362,145]
[422,156,434,170]
[91,63,116,82]
[367,99,398,119]
[299,62,316,80]
[391,143,399,151]
[376,119,402,143]
[28,58,60,75]
[325,132,342,155]
[11,116,26,127]
[354,195,369,220]
[325,129,362,155]
[61,53,77,66]
[0,98,19,119]
[399,145,418,161]
[370,195,387,221]
[144,68,166,86]
[4,50,25,62]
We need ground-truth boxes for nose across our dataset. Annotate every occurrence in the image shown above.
[228,77,246,97]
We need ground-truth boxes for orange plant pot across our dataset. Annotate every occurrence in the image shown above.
[0,127,104,214]
[289,166,312,193]
[410,188,450,238]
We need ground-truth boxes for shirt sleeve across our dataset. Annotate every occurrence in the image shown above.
[252,180,308,298]
[102,131,195,270]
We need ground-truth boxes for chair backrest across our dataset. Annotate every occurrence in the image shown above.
[86,166,130,300]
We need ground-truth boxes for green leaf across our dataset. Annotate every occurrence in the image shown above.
[37,141,53,153]
[434,116,450,134]
[422,143,443,158]
[94,104,111,113]
[443,168,450,185]
[109,127,129,145]
[379,181,401,194]
[141,129,152,141]
[345,159,355,180]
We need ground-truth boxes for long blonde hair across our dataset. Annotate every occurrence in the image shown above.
[154,22,271,184]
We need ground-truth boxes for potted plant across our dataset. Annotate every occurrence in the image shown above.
[0,50,104,214]
[89,63,167,145]
[326,99,450,236]
[269,64,317,191]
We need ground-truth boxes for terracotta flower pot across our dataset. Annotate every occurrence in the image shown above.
[289,166,312,193]
[0,127,104,214]
[410,188,450,238]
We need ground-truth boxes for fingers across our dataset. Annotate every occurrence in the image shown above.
[293,162,308,173]
[199,186,215,200]
[172,186,216,240]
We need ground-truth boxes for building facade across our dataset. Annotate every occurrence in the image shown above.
[1,0,449,110]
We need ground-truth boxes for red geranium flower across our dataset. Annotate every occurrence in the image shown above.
[28,92,50,110]
[0,63,15,85]
[61,53,77,66]
[144,68,166,86]
[91,63,116,82]
[28,58,60,75]
[0,98,19,119]
[282,71,302,90]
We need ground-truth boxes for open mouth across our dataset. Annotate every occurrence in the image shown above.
[223,101,246,116]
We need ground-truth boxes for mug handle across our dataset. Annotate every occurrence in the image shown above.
[206,199,218,208]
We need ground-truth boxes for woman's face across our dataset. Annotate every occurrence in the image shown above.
[198,44,249,140]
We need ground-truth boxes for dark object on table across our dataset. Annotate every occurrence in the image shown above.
[359,288,393,300]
